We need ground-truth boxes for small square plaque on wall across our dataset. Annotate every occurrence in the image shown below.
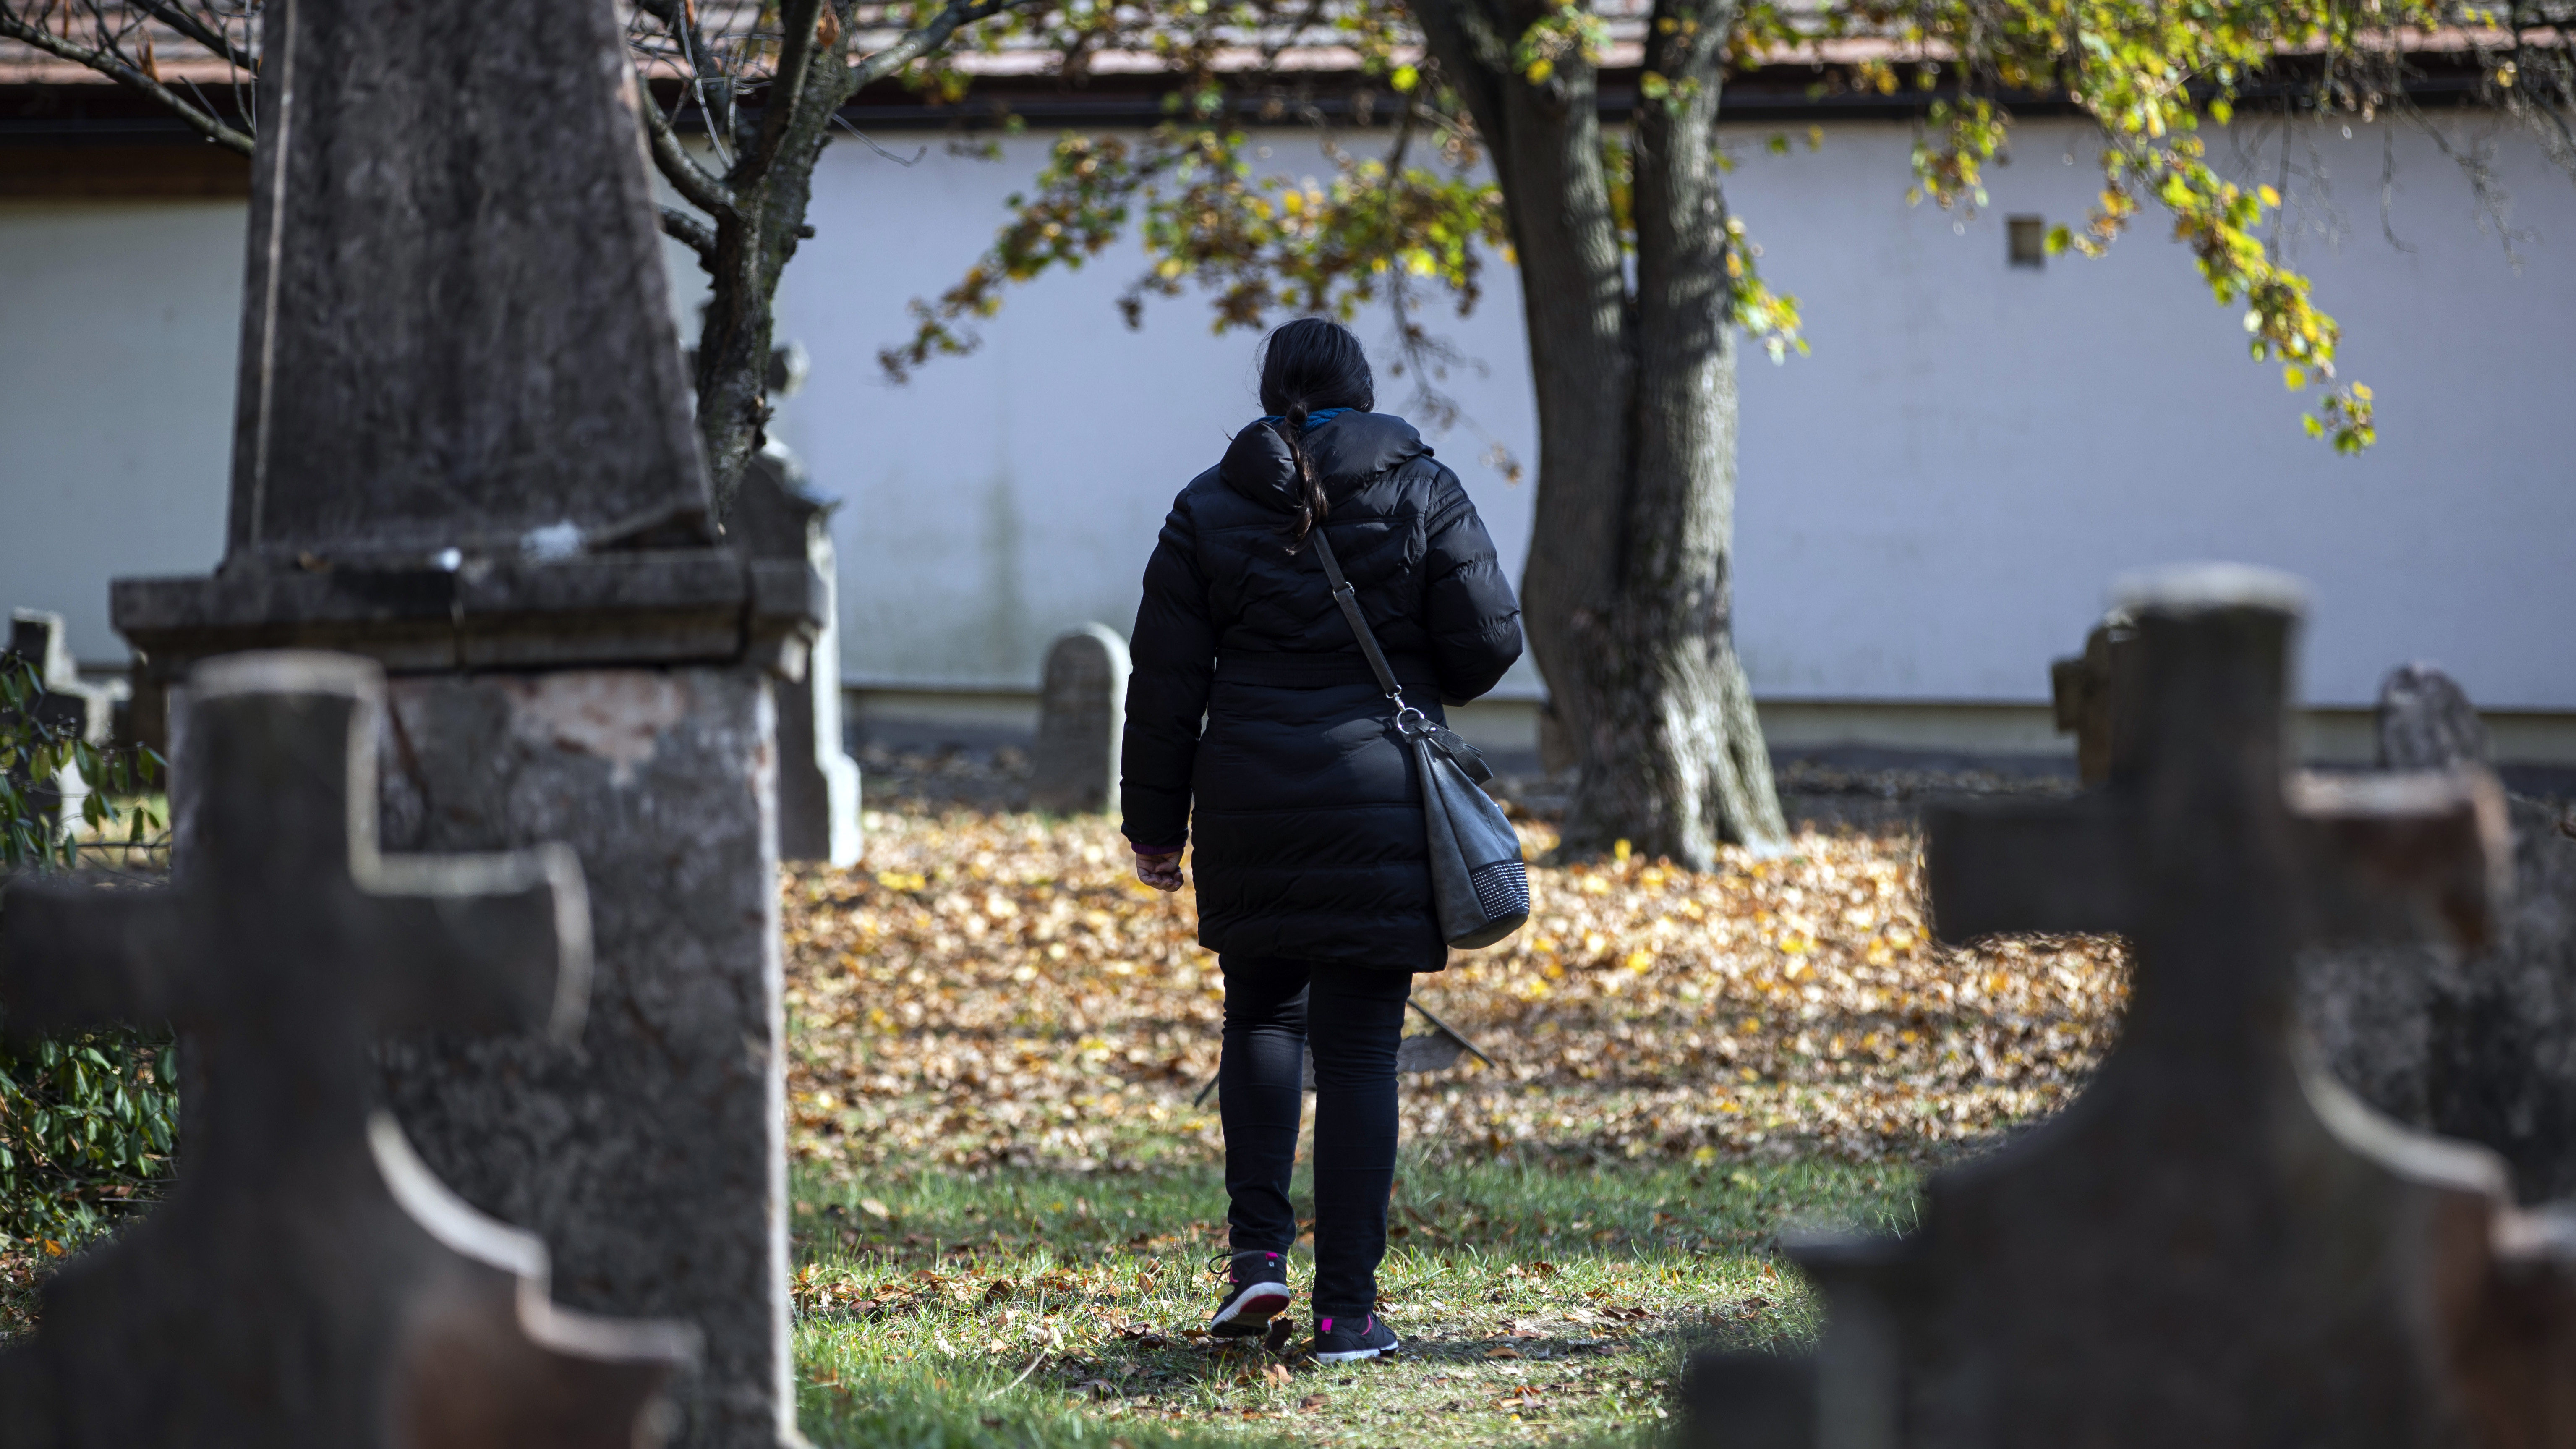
[2008,215,2048,267]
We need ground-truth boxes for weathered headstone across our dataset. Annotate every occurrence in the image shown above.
[2046,609,2135,785]
[2,609,116,837]
[0,652,695,1446]
[2377,661,2494,770]
[105,1,820,1444]
[1687,566,2576,1449]
[2300,663,2576,1200]
[1030,624,1129,813]
[733,444,862,866]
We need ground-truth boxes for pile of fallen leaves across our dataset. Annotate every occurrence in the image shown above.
[782,804,2129,1179]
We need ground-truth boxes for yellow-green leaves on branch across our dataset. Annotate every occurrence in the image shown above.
[1838,0,2411,452]
[2127,140,2367,452]
[885,115,1510,378]
[1515,0,1611,84]
[1908,97,2004,213]
[881,132,1149,381]
[1726,219,1809,365]
[1130,146,1509,332]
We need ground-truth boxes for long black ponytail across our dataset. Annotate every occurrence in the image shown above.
[1257,318,1375,549]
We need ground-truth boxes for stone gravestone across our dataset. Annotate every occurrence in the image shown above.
[105,2,820,1444]
[0,652,695,1446]
[1030,624,1130,813]
[732,443,862,865]
[2378,662,2494,768]
[2,609,116,839]
[1685,566,2576,1449]
[2046,609,2135,785]
[2301,663,2576,1200]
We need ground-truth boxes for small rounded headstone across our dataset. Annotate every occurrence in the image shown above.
[1029,625,1129,814]
[2376,662,2491,770]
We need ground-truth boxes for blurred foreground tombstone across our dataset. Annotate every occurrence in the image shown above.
[732,444,862,865]
[2301,663,2576,1200]
[103,0,820,1443]
[0,653,695,1446]
[1685,565,2576,1449]
[1030,624,1130,813]
[3,609,115,841]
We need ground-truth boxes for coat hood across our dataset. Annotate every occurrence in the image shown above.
[1216,411,1430,513]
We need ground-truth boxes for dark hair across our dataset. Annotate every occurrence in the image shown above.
[1257,318,1374,547]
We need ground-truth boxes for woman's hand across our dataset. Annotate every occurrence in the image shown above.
[1134,848,1185,892]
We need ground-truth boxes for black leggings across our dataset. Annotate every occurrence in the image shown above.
[1217,955,1413,1321]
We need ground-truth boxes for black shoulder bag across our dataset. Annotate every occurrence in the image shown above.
[1309,528,1531,949]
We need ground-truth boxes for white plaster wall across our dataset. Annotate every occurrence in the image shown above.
[0,200,241,663]
[671,129,1545,696]
[1719,115,2576,710]
[728,111,2576,710]
[4,112,2570,715]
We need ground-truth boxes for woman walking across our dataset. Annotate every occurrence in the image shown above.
[1121,317,1524,1362]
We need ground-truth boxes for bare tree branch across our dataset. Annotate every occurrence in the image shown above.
[649,0,739,169]
[658,204,720,261]
[634,71,738,218]
[0,8,252,154]
[850,0,1025,89]
[737,0,827,191]
[126,0,256,76]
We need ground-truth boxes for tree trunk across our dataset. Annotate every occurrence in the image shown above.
[691,144,826,522]
[693,230,777,524]
[1414,0,1786,868]
[1575,0,1785,863]
[664,0,846,526]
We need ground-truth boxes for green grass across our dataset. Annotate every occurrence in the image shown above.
[790,1151,1920,1447]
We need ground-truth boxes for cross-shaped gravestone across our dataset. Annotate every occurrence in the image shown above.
[2045,608,2135,786]
[3,608,117,840]
[0,651,694,1447]
[1686,566,2576,1449]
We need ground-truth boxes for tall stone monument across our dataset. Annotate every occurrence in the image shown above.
[1030,624,1129,813]
[108,2,819,1444]
[1686,567,2576,1448]
[0,653,696,1446]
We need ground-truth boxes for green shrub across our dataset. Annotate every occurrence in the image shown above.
[1,654,175,1247]
[0,655,162,872]
[0,1032,178,1243]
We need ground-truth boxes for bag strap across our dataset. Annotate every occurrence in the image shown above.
[1308,523,1496,782]
[1309,526,1405,704]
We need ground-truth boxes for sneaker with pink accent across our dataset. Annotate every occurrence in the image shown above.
[1207,1251,1293,1338]
[1308,1312,1400,1363]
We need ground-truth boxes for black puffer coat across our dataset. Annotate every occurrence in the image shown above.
[1120,411,1524,970]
